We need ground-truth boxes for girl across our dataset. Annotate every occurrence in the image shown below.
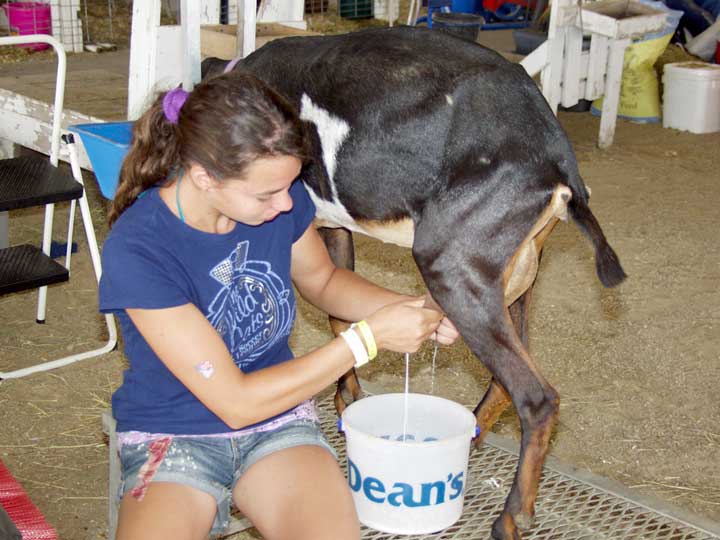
[99,71,458,540]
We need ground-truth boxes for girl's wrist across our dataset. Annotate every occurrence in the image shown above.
[351,320,377,360]
[340,328,370,368]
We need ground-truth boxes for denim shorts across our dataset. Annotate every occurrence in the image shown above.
[118,419,335,537]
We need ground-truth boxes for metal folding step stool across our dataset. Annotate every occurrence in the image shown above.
[0,33,117,380]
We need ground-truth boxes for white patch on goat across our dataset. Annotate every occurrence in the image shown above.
[299,93,358,230]
[299,94,349,191]
[298,94,416,248]
[445,94,454,106]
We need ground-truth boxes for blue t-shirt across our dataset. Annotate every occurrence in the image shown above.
[99,180,316,435]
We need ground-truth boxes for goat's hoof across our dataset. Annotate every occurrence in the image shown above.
[473,433,488,448]
[491,514,522,540]
[513,511,535,531]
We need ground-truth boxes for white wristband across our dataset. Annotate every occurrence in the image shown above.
[340,328,369,368]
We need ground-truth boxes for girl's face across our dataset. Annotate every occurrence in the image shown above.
[208,155,303,226]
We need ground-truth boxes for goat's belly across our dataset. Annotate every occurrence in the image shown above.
[313,206,415,249]
[314,215,415,249]
[306,181,415,248]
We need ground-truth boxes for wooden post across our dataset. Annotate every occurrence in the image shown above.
[236,0,257,58]
[407,0,421,25]
[540,25,566,114]
[598,37,630,149]
[127,0,161,120]
[585,34,609,100]
[201,0,221,23]
[560,25,583,108]
[180,0,202,90]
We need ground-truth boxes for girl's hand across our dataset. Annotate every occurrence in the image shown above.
[431,316,460,345]
[365,297,443,353]
[422,292,460,346]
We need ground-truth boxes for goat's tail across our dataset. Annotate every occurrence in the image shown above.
[561,166,627,288]
[569,198,627,287]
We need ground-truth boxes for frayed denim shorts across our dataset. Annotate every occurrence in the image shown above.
[118,418,335,537]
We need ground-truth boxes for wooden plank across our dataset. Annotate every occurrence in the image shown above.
[201,23,321,60]
[0,69,127,120]
[0,88,99,169]
[258,0,306,29]
[585,34,609,99]
[127,0,161,120]
[520,40,548,77]
[242,0,257,57]
[201,25,238,59]
[201,0,221,24]
[561,25,583,107]
[181,0,202,90]
[155,25,184,92]
[407,0,421,25]
[598,37,630,149]
[541,24,566,114]
[578,0,666,38]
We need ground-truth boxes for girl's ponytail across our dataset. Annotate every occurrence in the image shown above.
[108,93,181,227]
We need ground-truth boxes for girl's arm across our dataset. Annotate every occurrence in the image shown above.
[290,225,414,321]
[127,287,440,430]
[290,225,460,345]
[127,303,356,430]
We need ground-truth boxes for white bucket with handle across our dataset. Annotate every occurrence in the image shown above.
[339,393,478,534]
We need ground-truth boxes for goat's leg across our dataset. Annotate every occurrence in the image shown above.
[474,380,511,444]
[436,286,557,539]
[413,188,565,540]
[316,227,362,414]
[473,289,533,443]
[429,285,557,540]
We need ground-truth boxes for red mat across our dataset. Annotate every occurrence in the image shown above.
[0,459,58,540]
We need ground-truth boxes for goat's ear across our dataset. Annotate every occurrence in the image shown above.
[200,57,228,80]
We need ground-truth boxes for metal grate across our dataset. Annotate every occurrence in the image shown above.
[315,395,720,540]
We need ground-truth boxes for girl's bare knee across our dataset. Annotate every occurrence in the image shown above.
[116,482,216,540]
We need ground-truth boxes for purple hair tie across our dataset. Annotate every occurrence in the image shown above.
[224,56,242,74]
[163,87,189,125]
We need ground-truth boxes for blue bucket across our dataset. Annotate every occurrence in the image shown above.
[69,122,134,200]
[451,0,481,12]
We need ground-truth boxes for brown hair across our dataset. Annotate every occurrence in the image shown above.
[108,71,308,226]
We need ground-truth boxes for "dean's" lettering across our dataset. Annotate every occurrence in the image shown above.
[348,459,464,507]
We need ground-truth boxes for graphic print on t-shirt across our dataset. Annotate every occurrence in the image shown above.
[207,241,293,369]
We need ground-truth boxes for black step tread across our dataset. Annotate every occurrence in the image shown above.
[0,155,84,211]
[0,244,69,295]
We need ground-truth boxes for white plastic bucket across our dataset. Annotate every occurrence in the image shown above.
[340,393,478,534]
[662,62,720,134]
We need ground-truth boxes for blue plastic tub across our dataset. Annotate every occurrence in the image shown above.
[69,122,134,200]
[451,0,482,12]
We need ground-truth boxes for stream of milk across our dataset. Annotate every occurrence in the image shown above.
[400,341,440,442]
